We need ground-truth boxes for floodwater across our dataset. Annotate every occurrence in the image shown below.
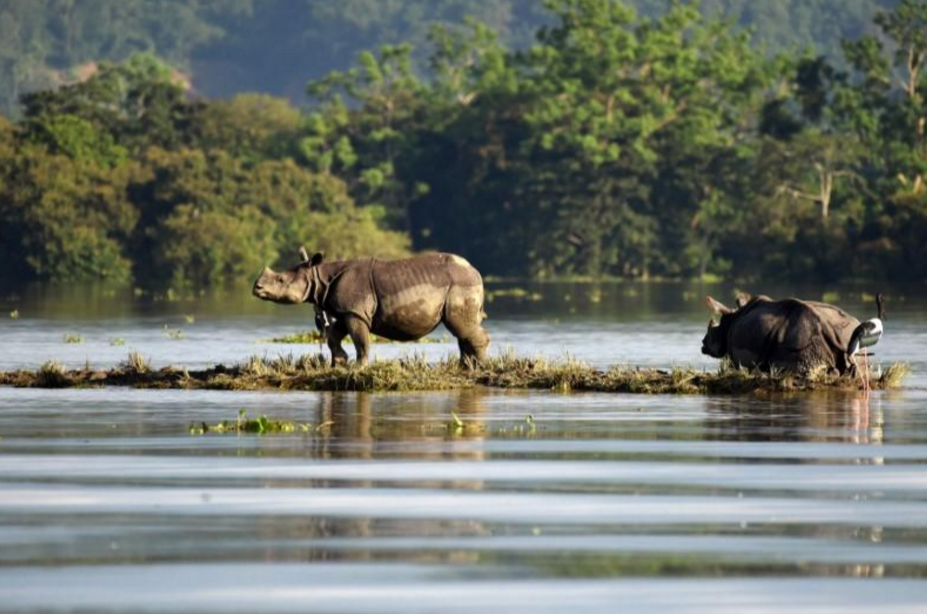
[1,281,926,613]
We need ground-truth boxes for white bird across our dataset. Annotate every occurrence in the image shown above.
[848,293,884,395]
[848,293,884,358]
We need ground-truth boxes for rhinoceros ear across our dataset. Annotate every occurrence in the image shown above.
[298,246,310,263]
[310,252,324,267]
[735,292,752,309]
[705,296,733,315]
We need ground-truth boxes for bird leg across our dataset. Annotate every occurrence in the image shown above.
[862,349,870,398]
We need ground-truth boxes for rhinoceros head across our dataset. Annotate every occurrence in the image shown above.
[252,247,324,304]
[701,295,735,358]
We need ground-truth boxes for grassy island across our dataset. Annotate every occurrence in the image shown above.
[0,352,908,395]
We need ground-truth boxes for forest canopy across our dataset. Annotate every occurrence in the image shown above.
[0,0,925,287]
[0,0,899,117]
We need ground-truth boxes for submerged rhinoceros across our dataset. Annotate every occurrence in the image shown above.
[701,293,859,374]
[253,248,490,366]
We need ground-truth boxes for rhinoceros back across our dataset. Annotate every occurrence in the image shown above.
[370,253,482,340]
[728,298,858,373]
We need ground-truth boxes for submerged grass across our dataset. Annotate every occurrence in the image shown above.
[0,351,909,395]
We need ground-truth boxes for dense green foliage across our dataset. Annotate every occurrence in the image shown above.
[0,55,408,286]
[1,0,926,285]
[298,0,927,281]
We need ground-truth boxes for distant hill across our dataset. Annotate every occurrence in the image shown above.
[0,0,899,116]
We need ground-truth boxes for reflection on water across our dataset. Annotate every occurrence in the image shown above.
[0,283,926,612]
[702,391,887,446]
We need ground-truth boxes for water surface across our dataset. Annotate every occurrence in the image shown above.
[1,282,925,612]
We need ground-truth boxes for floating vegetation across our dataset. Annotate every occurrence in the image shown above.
[267,330,326,344]
[442,410,534,437]
[110,338,126,347]
[189,409,316,436]
[266,331,448,345]
[446,410,486,436]
[163,327,185,340]
[0,351,909,395]
[822,291,841,303]
[63,334,84,344]
[486,287,543,302]
[183,315,196,325]
[9,310,19,320]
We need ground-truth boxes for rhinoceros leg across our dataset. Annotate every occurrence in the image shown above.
[443,288,490,365]
[457,331,490,365]
[344,315,371,366]
[325,320,350,367]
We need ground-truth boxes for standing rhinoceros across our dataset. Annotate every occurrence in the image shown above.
[701,293,859,374]
[253,248,490,366]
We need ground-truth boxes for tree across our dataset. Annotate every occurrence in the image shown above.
[305,44,426,226]
[129,147,409,287]
[23,113,127,166]
[191,93,302,162]
[510,0,774,277]
[20,54,192,152]
[0,142,137,282]
[769,130,863,219]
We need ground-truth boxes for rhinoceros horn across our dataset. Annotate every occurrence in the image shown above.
[298,246,310,263]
